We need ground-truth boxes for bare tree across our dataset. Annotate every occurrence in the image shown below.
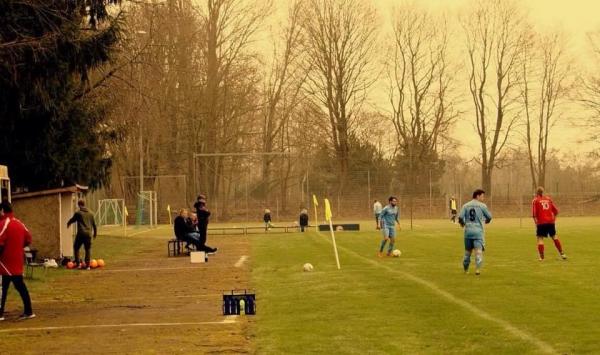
[521,31,570,189]
[461,0,527,195]
[260,0,305,206]
[580,31,600,156]
[386,4,457,194]
[300,0,378,188]
[197,0,270,199]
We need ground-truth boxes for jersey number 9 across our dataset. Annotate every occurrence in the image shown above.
[469,208,477,222]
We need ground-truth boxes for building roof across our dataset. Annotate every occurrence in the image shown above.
[12,184,89,200]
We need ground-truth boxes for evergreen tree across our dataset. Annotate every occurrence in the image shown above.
[0,0,122,190]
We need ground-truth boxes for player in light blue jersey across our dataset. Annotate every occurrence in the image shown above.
[377,196,400,257]
[458,189,492,275]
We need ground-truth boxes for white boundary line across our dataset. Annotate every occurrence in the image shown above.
[0,318,237,334]
[93,263,242,273]
[235,255,248,268]
[315,232,558,355]
[100,225,169,237]
[32,293,225,304]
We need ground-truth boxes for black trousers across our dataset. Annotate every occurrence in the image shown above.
[74,234,92,264]
[1,275,33,316]
[198,224,216,253]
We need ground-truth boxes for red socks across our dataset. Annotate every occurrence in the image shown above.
[538,240,563,259]
[537,244,545,259]
[553,239,563,253]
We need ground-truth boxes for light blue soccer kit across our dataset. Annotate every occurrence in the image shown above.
[379,205,399,253]
[459,199,492,271]
[380,205,399,237]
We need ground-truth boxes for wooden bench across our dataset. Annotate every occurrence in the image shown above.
[167,238,197,257]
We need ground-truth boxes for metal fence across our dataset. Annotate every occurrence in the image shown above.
[88,167,600,224]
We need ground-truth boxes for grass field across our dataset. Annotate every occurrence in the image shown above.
[1,218,599,354]
[251,217,600,354]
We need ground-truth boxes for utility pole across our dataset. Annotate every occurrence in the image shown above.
[136,30,147,197]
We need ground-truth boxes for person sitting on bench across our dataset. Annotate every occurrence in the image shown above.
[174,209,202,251]
[190,211,217,254]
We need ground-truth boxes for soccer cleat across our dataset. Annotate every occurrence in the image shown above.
[475,269,481,276]
[0,315,4,321]
[17,313,36,321]
[560,253,567,260]
[377,252,383,258]
[86,267,91,270]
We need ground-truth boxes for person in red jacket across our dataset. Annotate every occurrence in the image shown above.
[532,187,566,261]
[0,202,35,320]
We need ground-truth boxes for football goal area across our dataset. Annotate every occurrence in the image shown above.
[96,199,125,227]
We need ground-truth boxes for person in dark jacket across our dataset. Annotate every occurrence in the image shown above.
[0,202,35,321]
[263,209,272,231]
[67,200,97,269]
[195,199,216,253]
[299,209,309,232]
[174,209,200,250]
[193,194,207,217]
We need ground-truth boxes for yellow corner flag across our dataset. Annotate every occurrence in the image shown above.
[167,205,172,225]
[324,198,340,270]
[312,194,319,232]
[324,198,332,222]
[124,206,129,217]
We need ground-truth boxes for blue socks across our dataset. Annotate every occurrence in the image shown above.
[388,241,395,253]
[475,250,483,269]
[463,251,471,271]
[379,239,387,252]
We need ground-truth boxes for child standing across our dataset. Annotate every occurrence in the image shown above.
[263,209,272,231]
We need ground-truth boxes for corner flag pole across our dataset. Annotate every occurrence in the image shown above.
[167,205,172,225]
[324,198,341,270]
[312,194,319,233]
[123,206,129,237]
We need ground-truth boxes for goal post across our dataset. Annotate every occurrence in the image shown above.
[136,191,157,228]
[96,199,125,227]
[122,175,188,226]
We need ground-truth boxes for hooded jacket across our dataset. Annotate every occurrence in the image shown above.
[67,207,97,238]
[0,212,32,276]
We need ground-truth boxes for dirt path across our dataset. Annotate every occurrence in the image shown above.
[0,234,254,354]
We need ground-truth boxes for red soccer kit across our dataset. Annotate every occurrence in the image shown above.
[0,212,32,276]
[532,196,559,225]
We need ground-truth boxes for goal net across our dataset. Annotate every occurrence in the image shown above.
[96,199,125,226]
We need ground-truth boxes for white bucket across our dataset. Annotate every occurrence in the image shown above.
[190,251,206,263]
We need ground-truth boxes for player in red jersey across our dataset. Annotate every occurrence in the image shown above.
[532,187,566,261]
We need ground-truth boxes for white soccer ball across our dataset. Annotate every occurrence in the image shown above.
[392,249,402,257]
[335,225,344,231]
[303,263,314,272]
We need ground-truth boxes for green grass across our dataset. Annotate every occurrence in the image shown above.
[251,218,600,354]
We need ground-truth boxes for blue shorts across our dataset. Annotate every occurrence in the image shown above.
[382,226,396,238]
[464,238,485,251]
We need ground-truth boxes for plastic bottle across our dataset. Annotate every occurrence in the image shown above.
[239,299,246,315]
